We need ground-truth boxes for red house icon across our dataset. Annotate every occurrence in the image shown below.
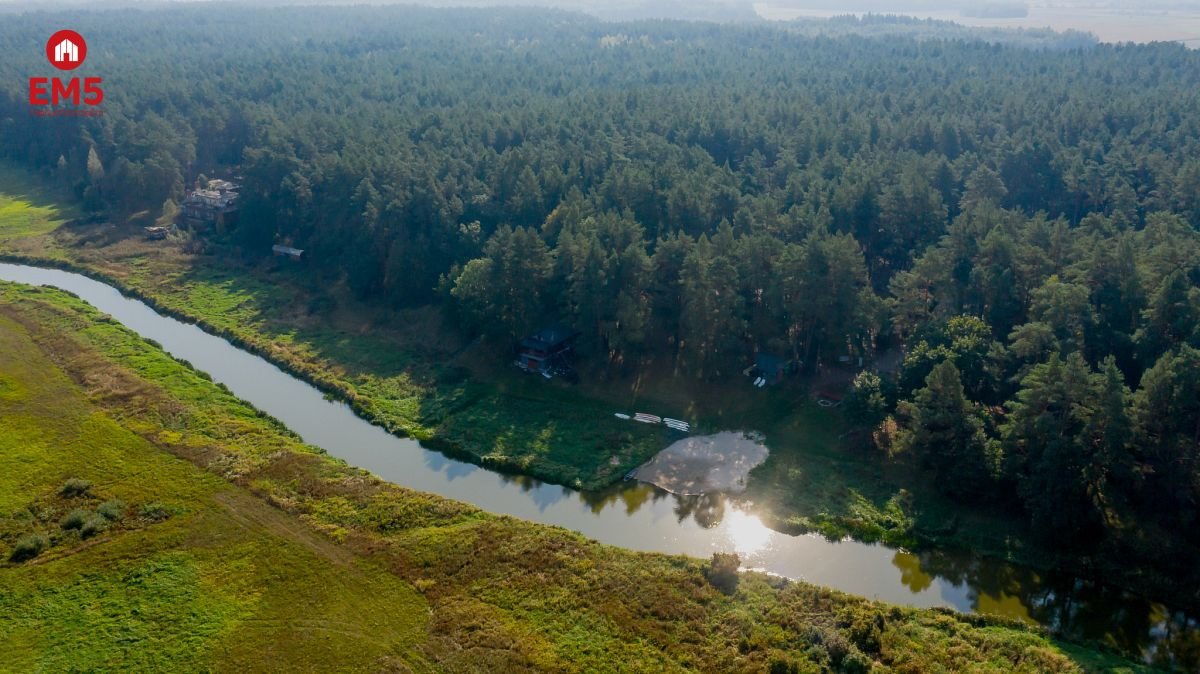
[53,38,79,64]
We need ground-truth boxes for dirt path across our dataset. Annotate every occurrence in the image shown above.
[213,490,357,568]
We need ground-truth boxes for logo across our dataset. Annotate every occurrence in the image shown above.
[29,29,103,115]
[46,30,87,70]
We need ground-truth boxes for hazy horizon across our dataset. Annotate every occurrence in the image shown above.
[3,0,1200,43]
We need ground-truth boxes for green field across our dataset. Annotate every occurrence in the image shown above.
[0,279,1146,672]
[0,308,429,671]
[0,164,77,242]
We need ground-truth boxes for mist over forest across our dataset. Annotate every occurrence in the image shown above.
[6,0,1200,29]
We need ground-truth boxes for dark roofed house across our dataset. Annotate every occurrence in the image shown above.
[748,352,795,387]
[516,325,579,376]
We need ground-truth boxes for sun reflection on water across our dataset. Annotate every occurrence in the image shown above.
[723,508,774,557]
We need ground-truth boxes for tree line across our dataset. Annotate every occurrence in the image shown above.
[848,202,1200,596]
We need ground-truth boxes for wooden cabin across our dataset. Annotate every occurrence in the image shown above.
[181,181,238,230]
[516,325,579,375]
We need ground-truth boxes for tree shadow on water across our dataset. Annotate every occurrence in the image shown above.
[894,547,1196,668]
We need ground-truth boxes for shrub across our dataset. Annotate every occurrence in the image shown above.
[821,629,852,666]
[846,371,889,427]
[307,295,337,316]
[61,509,90,530]
[80,515,108,539]
[801,644,830,667]
[10,533,49,562]
[840,649,873,674]
[873,416,901,458]
[138,502,172,521]
[839,606,886,655]
[59,478,92,497]
[97,499,125,521]
[768,658,798,674]
[706,552,741,594]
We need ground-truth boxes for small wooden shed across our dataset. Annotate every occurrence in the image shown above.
[272,245,305,261]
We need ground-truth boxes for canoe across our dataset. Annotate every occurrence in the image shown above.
[663,418,690,431]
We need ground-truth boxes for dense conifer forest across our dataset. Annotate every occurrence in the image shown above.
[2,6,1200,606]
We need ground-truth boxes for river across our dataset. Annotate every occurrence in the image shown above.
[0,261,1193,666]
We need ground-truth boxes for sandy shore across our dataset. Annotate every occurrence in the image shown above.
[631,431,769,495]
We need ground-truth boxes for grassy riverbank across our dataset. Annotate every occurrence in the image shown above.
[0,288,431,671]
[0,202,664,490]
[0,281,1149,671]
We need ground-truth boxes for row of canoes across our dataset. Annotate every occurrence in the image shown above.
[615,412,690,433]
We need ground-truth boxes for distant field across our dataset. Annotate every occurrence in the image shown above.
[755,4,1200,44]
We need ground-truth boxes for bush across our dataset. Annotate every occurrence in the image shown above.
[138,502,172,521]
[821,629,852,666]
[80,515,108,539]
[61,509,90,530]
[10,533,49,562]
[307,295,337,316]
[59,478,92,497]
[707,552,741,594]
[97,499,125,521]
[839,606,886,655]
[817,627,873,674]
[840,649,873,674]
[846,371,889,426]
[768,658,798,674]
